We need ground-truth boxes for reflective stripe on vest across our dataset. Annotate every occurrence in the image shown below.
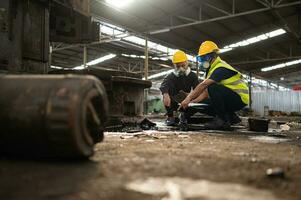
[227,79,245,86]
[206,57,250,105]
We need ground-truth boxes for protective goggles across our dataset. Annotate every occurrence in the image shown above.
[196,54,212,63]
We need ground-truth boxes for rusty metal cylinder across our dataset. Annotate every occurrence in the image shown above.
[0,75,108,158]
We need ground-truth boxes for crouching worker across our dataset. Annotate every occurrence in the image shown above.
[180,41,249,130]
[160,50,199,126]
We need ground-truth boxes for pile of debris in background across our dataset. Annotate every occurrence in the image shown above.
[268,110,301,117]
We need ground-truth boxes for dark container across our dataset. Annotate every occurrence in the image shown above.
[248,118,270,132]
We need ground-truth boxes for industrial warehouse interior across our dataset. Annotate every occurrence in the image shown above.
[0,0,301,199]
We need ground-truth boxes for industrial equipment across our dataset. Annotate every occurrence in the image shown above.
[0,0,108,158]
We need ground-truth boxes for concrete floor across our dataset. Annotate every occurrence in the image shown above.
[0,127,301,200]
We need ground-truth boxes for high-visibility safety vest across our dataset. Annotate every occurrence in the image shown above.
[205,57,249,105]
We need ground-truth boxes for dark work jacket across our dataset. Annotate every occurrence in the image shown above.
[160,71,199,96]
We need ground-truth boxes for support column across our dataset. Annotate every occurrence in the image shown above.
[144,38,149,115]
[48,43,52,73]
[144,39,149,80]
[83,45,87,68]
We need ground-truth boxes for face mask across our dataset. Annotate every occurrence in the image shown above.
[198,61,210,71]
[174,63,189,76]
[202,61,210,69]
[179,67,186,72]
[197,54,213,71]
[174,67,186,76]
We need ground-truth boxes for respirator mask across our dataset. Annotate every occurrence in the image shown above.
[174,62,189,76]
[197,54,213,72]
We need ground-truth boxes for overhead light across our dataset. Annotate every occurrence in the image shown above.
[87,54,117,66]
[50,54,116,70]
[105,0,134,8]
[280,77,285,81]
[220,28,286,53]
[50,65,63,69]
[73,66,85,70]
[261,59,301,72]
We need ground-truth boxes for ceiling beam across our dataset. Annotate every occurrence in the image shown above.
[148,1,301,34]
[232,56,301,65]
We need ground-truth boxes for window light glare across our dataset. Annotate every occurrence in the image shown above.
[105,0,134,8]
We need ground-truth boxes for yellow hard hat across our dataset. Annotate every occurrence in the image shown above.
[198,41,219,56]
[172,50,188,64]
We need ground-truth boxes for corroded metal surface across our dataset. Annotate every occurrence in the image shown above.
[0,75,108,158]
[50,68,152,120]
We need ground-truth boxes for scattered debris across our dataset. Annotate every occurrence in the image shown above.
[232,152,251,157]
[120,135,135,139]
[266,168,285,178]
[178,135,190,139]
[280,124,290,132]
[133,133,159,139]
[287,122,301,130]
[157,135,168,139]
[268,133,288,138]
[126,177,279,200]
[139,118,157,130]
[126,129,142,133]
[120,133,168,140]
[269,110,300,117]
[250,157,260,163]
[249,136,291,144]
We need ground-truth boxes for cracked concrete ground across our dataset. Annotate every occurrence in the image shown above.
[0,128,300,200]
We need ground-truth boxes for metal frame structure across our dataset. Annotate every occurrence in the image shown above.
[49,0,301,88]
[148,0,301,36]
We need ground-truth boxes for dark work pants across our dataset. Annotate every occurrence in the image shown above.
[203,83,247,121]
[165,100,179,117]
[166,83,246,122]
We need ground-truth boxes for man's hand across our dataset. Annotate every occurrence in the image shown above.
[163,93,171,107]
[180,98,191,109]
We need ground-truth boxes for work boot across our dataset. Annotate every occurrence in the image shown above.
[204,116,232,130]
[178,112,188,131]
[165,117,176,126]
[179,122,188,131]
[229,113,241,125]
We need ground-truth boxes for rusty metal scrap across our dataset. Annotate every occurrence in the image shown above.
[0,75,108,158]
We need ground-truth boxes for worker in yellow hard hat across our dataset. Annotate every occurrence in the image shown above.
[180,41,249,130]
[160,50,199,128]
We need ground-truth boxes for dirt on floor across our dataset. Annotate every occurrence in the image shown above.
[0,128,301,200]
